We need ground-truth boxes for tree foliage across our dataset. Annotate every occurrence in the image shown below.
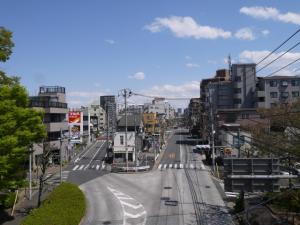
[247,101,300,159]
[0,27,46,194]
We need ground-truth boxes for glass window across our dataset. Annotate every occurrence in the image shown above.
[234,88,241,94]
[280,92,289,98]
[120,135,124,145]
[234,98,241,104]
[280,80,288,86]
[292,91,299,97]
[270,80,277,87]
[270,92,278,98]
[292,80,300,86]
[235,76,241,82]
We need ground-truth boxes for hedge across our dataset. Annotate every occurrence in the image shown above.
[21,182,86,225]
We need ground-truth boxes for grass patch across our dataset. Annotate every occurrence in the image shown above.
[21,182,86,225]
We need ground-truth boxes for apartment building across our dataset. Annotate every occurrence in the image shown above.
[100,95,117,135]
[29,86,69,166]
[257,76,300,108]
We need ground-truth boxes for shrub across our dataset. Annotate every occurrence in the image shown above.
[0,192,16,208]
[21,182,86,225]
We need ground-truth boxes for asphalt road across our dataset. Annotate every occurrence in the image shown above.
[77,129,233,225]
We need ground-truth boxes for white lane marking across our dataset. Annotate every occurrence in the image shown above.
[124,211,146,219]
[107,187,147,225]
[86,141,105,169]
[101,161,105,169]
[180,164,184,169]
[91,165,95,169]
[84,165,89,170]
[174,164,178,169]
[158,164,162,169]
[96,165,100,170]
[169,164,173,169]
[163,164,167,169]
[120,201,143,210]
[78,165,84,170]
[190,164,194,169]
[75,141,100,163]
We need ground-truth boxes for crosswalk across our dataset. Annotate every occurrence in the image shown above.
[45,171,70,185]
[158,163,205,170]
[72,162,107,171]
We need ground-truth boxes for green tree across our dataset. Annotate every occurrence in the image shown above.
[0,27,46,203]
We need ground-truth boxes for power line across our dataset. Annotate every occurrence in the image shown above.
[265,56,300,77]
[132,91,192,100]
[257,40,300,73]
[256,28,300,66]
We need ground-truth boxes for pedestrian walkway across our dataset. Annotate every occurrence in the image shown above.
[71,161,107,171]
[157,163,206,170]
[45,171,70,185]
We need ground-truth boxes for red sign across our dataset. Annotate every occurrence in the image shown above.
[68,111,81,123]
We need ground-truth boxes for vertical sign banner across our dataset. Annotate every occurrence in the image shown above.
[69,111,82,143]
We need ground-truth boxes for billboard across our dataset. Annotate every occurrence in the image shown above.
[68,111,81,123]
[68,111,83,143]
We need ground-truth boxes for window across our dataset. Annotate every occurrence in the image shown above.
[281,80,288,86]
[120,135,124,145]
[270,80,277,87]
[235,76,241,82]
[234,98,241,104]
[292,91,299,97]
[270,92,278,98]
[280,92,289,98]
[292,80,300,86]
[234,88,241,94]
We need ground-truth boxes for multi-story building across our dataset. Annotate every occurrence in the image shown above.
[89,104,106,132]
[144,98,175,120]
[100,95,117,135]
[29,86,69,166]
[143,112,158,135]
[257,76,300,108]
[231,63,256,108]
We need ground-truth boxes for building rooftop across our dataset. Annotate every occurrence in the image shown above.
[260,75,300,80]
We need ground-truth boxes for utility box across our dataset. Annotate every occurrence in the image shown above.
[224,158,280,192]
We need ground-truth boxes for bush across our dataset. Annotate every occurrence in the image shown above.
[0,192,16,208]
[21,182,86,225]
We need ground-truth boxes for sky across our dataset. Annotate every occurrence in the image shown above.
[1,0,300,108]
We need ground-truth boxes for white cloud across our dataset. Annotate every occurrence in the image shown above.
[144,16,232,39]
[261,29,270,36]
[239,50,300,75]
[185,55,192,60]
[105,39,116,44]
[235,27,256,40]
[240,6,300,25]
[186,63,200,68]
[67,91,109,108]
[129,72,146,80]
[130,81,200,108]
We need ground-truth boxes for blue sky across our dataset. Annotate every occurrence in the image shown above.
[1,0,300,108]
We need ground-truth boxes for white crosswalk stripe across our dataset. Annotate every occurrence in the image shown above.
[72,165,79,171]
[157,163,206,170]
[78,165,85,170]
[96,165,100,170]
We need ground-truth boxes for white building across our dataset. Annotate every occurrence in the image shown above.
[113,131,136,162]
[144,98,175,120]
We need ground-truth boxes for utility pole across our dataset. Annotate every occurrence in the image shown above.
[106,103,109,151]
[29,146,32,200]
[60,129,63,184]
[208,87,215,173]
[120,88,132,171]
